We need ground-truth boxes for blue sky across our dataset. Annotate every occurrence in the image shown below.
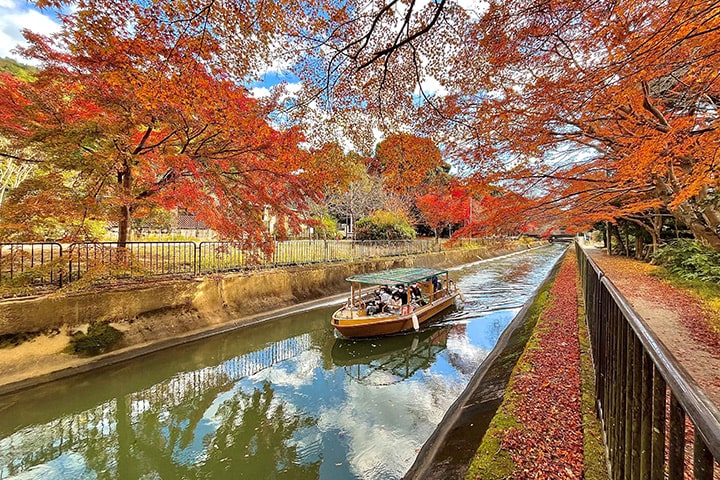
[0,0,64,62]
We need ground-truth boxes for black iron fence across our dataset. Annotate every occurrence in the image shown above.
[0,238,468,293]
[0,243,64,287]
[577,245,720,479]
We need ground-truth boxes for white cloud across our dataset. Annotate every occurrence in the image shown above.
[0,3,61,62]
[282,81,302,96]
[415,75,448,97]
[250,86,271,98]
[317,376,466,480]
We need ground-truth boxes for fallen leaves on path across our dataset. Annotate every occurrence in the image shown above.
[589,252,720,358]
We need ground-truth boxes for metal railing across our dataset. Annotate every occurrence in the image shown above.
[0,238,482,294]
[577,244,720,479]
[67,242,197,282]
[0,243,63,287]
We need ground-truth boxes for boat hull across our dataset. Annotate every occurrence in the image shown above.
[331,292,459,338]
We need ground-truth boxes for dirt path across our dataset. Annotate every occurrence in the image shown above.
[585,247,720,407]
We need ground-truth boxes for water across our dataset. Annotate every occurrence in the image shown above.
[0,244,567,480]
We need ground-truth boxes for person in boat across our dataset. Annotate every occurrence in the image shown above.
[431,275,441,292]
[395,285,409,305]
[366,290,381,315]
[410,283,426,305]
[388,292,402,312]
[379,286,392,306]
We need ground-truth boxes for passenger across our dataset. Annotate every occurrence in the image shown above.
[375,286,391,312]
[379,286,392,304]
[396,285,409,305]
[388,293,402,312]
[431,276,440,292]
[410,284,426,305]
[366,291,381,315]
[410,284,421,300]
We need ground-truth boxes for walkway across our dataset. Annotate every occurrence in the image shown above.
[585,245,720,407]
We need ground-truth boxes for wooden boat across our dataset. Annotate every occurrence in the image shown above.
[331,267,461,338]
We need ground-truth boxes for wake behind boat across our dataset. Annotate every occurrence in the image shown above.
[331,267,461,338]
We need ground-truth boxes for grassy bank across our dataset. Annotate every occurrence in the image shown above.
[465,250,609,479]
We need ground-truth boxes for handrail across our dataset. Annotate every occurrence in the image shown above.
[603,276,720,456]
[577,243,720,478]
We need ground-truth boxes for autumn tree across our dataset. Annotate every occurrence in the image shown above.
[11,0,719,250]
[0,2,328,250]
[283,0,720,250]
[323,150,388,236]
[416,182,470,239]
[374,133,444,197]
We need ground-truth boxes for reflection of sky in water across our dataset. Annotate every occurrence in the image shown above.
[7,453,95,480]
[0,245,567,480]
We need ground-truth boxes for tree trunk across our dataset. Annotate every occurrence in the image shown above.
[117,163,132,248]
[619,213,662,257]
[651,209,663,254]
[670,203,720,251]
[611,223,626,255]
[606,221,612,255]
[635,235,644,260]
[623,223,630,256]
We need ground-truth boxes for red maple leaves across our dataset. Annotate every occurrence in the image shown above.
[500,255,584,479]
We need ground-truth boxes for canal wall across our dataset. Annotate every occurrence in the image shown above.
[0,241,541,338]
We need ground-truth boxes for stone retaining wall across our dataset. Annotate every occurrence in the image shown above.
[0,242,540,336]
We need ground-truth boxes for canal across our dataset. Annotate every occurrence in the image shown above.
[0,244,567,480]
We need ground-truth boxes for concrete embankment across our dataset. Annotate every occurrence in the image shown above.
[0,240,543,394]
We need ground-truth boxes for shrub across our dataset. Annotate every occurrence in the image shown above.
[313,213,338,239]
[652,239,720,282]
[69,321,123,356]
[354,210,416,240]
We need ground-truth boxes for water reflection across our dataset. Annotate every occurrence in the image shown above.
[332,326,453,385]
[0,244,567,480]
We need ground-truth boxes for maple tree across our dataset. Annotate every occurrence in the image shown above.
[287,0,720,250]
[4,0,719,250]
[0,2,326,249]
[373,133,444,196]
[437,0,720,250]
[416,182,471,239]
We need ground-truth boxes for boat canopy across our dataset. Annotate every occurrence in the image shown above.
[345,267,448,286]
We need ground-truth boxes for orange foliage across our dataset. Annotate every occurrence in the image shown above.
[416,181,471,235]
[4,0,719,249]
[424,0,720,247]
[375,133,443,196]
[0,4,335,249]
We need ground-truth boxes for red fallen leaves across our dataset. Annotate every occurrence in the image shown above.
[590,253,720,358]
[500,255,584,479]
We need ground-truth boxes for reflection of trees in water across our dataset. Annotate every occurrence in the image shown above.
[1,335,316,479]
[500,258,532,282]
[123,381,319,479]
[201,382,318,479]
[333,327,451,386]
[0,402,120,479]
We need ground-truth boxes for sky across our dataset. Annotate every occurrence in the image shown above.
[0,0,63,63]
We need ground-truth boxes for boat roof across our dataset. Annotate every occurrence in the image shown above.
[346,267,448,285]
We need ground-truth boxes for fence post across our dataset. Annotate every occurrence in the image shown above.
[194,243,200,276]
